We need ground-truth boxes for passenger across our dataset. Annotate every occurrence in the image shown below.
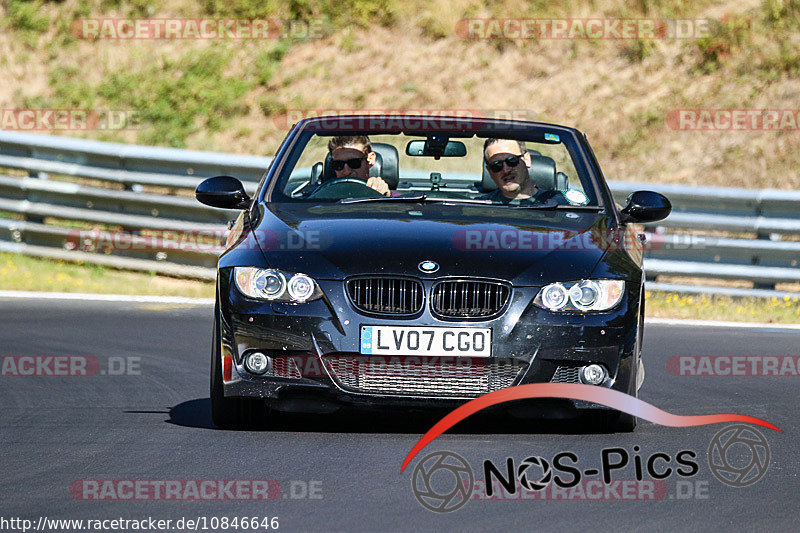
[480,138,552,204]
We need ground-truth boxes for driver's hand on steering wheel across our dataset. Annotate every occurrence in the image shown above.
[366,176,391,196]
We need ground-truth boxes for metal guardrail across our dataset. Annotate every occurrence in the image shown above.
[0,130,270,185]
[0,130,798,296]
[606,182,800,288]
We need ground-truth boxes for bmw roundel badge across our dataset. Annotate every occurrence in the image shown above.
[418,261,439,273]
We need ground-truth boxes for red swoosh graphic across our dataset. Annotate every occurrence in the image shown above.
[400,383,781,473]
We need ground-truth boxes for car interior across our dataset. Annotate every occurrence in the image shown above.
[285,134,591,204]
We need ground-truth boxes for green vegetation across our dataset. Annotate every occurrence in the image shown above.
[762,0,800,29]
[5,0,50,47]
[691,4,800,78]
[97,47,251,146]
[0,252,214,298]
[620,39,657,62]
[7,0,50,33]
[19,47,254,147]
[202,0,395,27]
[646,291,800,323]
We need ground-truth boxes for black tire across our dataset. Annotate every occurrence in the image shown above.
[599,358,638,432]
[210,304,271,429]
[602,410,637,432]
[597,314,641,432]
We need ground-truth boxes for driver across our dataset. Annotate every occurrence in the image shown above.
[328,135,391,196]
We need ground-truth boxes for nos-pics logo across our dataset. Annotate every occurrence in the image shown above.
[410,424,770,513]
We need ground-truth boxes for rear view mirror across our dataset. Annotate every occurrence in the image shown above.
[406,138,467,157]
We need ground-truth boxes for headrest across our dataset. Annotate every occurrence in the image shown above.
[528,155,557,190]
[555,171,568,190]
[479,149,550,192]
[371,142,399,189]
[321,142,400,189]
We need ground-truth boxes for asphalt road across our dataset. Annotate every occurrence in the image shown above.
[1,298,799,532]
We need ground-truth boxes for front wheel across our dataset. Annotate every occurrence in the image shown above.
[601,409,637,432]
[600,291,644,432]
[210,304,271,429]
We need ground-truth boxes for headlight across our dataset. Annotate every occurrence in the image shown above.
[234,267,322,303]
[534,280,625,312]
[541,283,569,310]
[287,273,316,302]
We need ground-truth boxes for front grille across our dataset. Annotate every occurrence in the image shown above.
[347,277,423,315]
[431,280,510,318]
[323,355,526,398]
[550,365,581,383]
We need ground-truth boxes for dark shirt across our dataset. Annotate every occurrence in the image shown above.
[477,188,561,205]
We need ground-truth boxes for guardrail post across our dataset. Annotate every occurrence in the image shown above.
[751,248,777,291]
[753,197,777,290]
[23,176,47,224]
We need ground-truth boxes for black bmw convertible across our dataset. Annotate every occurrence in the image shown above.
[195,115,671,431]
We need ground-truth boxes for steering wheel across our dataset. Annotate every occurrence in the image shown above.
[305,177,384,199]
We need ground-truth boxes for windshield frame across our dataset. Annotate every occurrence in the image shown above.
[259,116,608,211]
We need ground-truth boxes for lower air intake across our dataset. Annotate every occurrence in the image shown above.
[323,355,526,398]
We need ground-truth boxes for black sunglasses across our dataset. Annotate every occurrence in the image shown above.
[486,154,523,173]
[331,156,366,171]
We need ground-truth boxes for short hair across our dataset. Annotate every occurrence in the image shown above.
[483,138,526,158]
[328,135,372,154]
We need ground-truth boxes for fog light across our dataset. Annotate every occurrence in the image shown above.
[245,352,270,375]
[581,364,607,385]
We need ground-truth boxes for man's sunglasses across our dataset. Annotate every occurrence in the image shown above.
[331,156,366,171]
[486,154,523,173]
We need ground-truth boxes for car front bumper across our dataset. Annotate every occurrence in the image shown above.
[218,275,642,415]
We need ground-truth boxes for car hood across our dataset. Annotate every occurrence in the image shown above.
[251,203,619,285]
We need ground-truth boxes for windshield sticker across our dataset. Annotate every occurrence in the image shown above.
[565,189,589,205]
[544,133,560,142]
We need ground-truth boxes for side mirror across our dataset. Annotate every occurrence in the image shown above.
[195,176,251,210]
[620,191,671,223]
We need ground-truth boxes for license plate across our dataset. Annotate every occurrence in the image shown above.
[359,326,491,357]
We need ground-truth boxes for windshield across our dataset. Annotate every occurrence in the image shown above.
[269,129,600,208]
